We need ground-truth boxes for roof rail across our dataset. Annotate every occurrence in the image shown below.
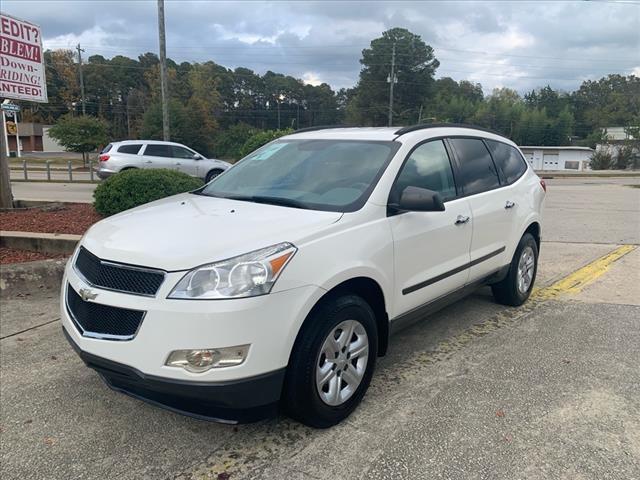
[394,123,505,137]
[293,125,358,134]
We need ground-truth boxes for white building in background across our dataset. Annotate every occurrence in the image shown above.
[519,146,594,171]
[602,126,636,141]
[41,125,66,152]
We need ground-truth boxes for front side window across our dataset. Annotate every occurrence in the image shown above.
[118,144,142,155]
[449,138,500,196]
[199,139,399,212]
[392,140,457,202]
[144,144,172,157]
[172,146,196,159]
[486,140,528,184]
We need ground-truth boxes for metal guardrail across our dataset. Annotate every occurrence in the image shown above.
[17,160,97,182]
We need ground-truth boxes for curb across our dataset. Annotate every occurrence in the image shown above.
[0,231,81,255]
[0,258,68,298]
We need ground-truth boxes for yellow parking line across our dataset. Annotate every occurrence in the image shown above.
[533,244,637,300]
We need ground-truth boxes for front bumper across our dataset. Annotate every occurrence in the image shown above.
[61,258,326,421]
[64,327,285,423]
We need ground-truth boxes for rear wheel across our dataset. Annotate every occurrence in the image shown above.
[205,169,224,183]
[492,233,538,306]
[283,294,377,428]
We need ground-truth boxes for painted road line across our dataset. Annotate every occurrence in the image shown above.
[534,244,637,300]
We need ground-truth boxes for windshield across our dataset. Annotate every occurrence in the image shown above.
[198,139,400,212]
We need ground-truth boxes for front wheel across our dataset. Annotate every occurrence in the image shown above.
[491,233,538,306]
[283,294,378,428]
[205,169,224,183]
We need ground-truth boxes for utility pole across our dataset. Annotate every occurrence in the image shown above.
[277,99,281,130]
[0,113,13,208]
[387,42,397,127]
[76,43,86,115]
[157,0,170,141]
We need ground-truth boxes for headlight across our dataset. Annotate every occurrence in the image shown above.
[168,242,296,299]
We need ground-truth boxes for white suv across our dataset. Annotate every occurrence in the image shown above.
[62,125,545,428]
[97,140,231,182]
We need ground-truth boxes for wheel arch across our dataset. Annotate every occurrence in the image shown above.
[523,221,541,251]
[295,276,390,358]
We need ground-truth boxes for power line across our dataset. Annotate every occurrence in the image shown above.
[43,42,639,64]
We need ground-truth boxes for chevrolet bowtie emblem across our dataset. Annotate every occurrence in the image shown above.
[79,288,98,302]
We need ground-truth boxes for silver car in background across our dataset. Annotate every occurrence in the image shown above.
[97,140,231,182]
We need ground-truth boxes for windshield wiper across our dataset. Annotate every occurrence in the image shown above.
[224,194,310,209]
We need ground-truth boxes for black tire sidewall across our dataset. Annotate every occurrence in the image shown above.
[284,295,378,428]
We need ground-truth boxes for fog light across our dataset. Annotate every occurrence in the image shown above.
[165,345,250,373]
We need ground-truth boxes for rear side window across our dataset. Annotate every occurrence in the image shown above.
[100,144,112,153]
[486,140,528,184]
[449,138,500,196]
[143,144,172,157]
[118,144,142,155]
[392,140,457,202]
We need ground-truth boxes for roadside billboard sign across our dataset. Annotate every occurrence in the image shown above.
[0,12,48,103]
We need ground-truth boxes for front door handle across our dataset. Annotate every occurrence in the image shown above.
[505,201,516,209]
[455,215,470,225]
[175,162,182,166]
[144,160,152,164]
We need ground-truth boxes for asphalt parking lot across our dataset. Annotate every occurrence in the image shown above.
[1,177,639,480]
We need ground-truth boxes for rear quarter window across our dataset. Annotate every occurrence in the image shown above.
[100,144,112,153]
[118,144,143,155]
[486,140,528,184]
[449,137,500,196]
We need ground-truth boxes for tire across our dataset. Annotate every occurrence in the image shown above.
[491,233,538,306]
[283,294,378,428]
[205,169,223,183]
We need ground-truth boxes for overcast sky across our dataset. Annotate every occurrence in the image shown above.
[3,0,639,94]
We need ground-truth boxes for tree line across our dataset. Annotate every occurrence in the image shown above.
[18,27,640,160]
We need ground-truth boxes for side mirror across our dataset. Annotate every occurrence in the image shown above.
[193,154,203,160]
[393,186,445,212]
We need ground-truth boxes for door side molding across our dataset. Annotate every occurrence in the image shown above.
[391,265,510,335]
[402,246,505,295]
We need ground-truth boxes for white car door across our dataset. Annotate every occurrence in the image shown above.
[388,139,473,316]
[140,144,175,170]
[171,145,200,176]
[447,137,512,283]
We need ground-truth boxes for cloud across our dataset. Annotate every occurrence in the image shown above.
[2,0,638,93]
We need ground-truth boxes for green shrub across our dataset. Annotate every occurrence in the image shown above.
[589,149,614,170]
[239,128,293,158]
[94,169,203,216]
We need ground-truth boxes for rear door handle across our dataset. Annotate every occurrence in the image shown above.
[505,201,515,209]
[144,160,152,164]
[455,215,470,225]
[175,162,181,166]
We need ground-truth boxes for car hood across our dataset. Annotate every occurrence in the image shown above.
[82,193,342,271]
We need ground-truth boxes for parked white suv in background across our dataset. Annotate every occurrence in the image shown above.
[62,125,545,428]
[97,140,231,182]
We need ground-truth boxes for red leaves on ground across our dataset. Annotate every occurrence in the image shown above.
[496,409,505,418]
[0,203,101,235]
